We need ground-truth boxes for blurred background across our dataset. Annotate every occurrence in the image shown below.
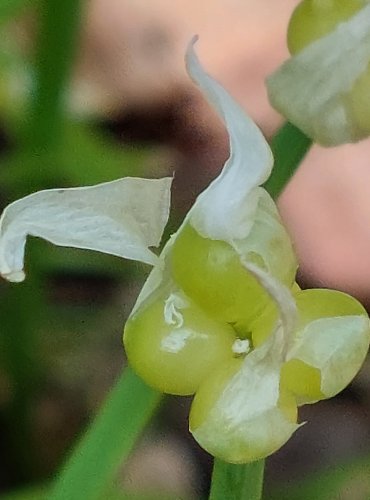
[1,0,370,498]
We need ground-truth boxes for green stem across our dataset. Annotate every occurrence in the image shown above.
[209,460,265,500]
[264,122,312,199]
[24,0,82,150]
[49,368,162,500]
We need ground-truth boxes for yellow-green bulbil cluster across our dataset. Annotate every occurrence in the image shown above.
[124,196,297,397]
[124,216,370,463]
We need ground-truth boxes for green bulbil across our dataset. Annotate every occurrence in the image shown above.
[123,291,235,396]
[171,224,271,328]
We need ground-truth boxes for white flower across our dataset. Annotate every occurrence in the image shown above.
[0,39,368,464]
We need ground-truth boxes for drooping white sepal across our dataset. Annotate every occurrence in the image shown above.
[0,177,172,281]
[266,4,370,146]
[186,38,273,241]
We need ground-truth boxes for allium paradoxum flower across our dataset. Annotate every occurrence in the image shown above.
[267,0,370,146]
[0,40,369,464]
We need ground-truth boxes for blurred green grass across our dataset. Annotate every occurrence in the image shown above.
[0,0,160,493]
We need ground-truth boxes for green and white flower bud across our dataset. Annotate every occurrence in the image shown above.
[267,1,370,146]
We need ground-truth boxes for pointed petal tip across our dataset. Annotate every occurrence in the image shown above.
[187,34,199,51]
[1,270,25,283]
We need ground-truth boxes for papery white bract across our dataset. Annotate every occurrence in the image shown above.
[0,177,172,282]
[266,3,370,146]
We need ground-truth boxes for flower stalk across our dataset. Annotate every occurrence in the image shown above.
[210,459,265,500]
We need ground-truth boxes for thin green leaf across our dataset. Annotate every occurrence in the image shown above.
[49,368,162,500]
[24,0,82,150]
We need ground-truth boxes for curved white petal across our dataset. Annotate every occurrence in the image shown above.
[0,177,172,281]
[267,4,370,146]
[186,38,273,240]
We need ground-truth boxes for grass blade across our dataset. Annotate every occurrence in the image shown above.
[49,368,162,500]
[24,0,82,149]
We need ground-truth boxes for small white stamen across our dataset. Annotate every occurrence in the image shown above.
[163,292,189,328]
[232,338,251,356]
